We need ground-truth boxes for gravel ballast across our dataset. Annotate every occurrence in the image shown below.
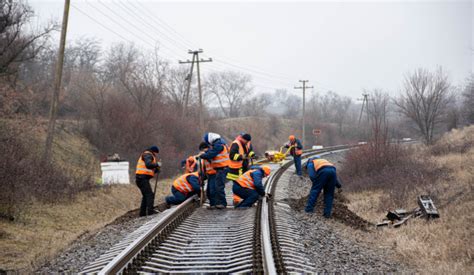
[38,151,408,273]
[36,211,163,273]
[279,151,409,272]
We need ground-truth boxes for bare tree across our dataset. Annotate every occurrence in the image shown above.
[206,71,253,118]
[0,0,55,78]
[164,66,191,112]
[395,68,452,144]
[367,90,390,144]
[105,43,167,120]
[241,92,271,117]
[462,75,474,124]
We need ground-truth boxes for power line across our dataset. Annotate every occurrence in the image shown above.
[113,0,193,53]
[92,0,184,59]
[124,0,200,50]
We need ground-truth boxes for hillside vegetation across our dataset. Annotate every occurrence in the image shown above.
[342,126,474,274]
[0,119,171,272]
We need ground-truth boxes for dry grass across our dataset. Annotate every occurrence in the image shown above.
[343,126,474,274]
[0,118,174,272]
[0,180,171,272]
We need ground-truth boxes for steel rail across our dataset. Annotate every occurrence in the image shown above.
[260,144,358,274]
[95,195,198,274]
[83,144,365,274]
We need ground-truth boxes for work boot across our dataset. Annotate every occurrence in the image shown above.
[147,210,159,216]
[215,204,226,209]
[207,205,216,210]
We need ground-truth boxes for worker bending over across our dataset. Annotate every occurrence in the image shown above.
[199,132,230,209]
[233,165,271,208]
[227,133,255,181]
[284,135,303,176]
[135,146,161,216]
[304,156,342,218]
[166,172,201,205]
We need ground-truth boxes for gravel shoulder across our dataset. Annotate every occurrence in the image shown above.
[36,210,163,273]
[280,152,410,273]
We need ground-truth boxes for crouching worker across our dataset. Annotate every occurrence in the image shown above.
[232,165,271,208]
[166,172,201,206]
[304,156,342,218]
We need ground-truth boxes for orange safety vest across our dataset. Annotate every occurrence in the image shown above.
[235,169,257,190]
[203,159,217,175]
[312,159,334,172]
[185,157,197,173]
[233,194,243,206]
[173,172,198,194]
[290,141,303,156]
[229,139,245,169]
[211,145,230,169]
[136,151,157,177]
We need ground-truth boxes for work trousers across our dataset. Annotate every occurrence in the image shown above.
[166,186,192,205]
[305,165,337,217]
[215,168,228,207]
[136,176,155,216]
[232,183,260,208]
[206,174,217,206]
[293,155,302,176]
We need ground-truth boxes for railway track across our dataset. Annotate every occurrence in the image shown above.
[81,145,354,274]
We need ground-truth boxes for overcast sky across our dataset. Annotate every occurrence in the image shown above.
[29,0,472,99]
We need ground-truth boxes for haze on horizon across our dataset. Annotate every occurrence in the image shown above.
[29,0,473,99]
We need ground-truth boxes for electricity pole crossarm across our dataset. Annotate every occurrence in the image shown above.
[294,80,313,147]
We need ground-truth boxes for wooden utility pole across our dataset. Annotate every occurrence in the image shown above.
[179,49,212,129]
[181,54,195,118]
[357,93,370,140]
[43,0,70,162]
[294,80,313,147]
[357,93,370,125]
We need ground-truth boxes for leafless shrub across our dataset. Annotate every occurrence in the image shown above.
[0,121,93,219]
[340,145,448,209]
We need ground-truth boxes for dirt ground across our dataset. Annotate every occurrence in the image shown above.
[0,181,171,273]
[285,192,372,231]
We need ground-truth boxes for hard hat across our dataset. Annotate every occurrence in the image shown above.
[289,135,295,141]
[261,165,271,176]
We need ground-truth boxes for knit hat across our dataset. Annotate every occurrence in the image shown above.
[149,145,159,153]
[241,133,251,141]
[203,132,221,144]
[199,142,209,150]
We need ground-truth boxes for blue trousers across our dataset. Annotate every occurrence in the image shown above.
[215,168,228,206]
[294,155,302,176]
[206,174,217,206]
[305,165,337,217]
[166,187,189,205]
[232,183,260,208]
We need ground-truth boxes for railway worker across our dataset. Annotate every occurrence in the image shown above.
[165,172,202,205]
[135,145,161,216]
[181,155,198,174]
[304,156,342,218]
[227,133,255,182]
[198,132,230,210]
[198,142,218,209]
[233,165,271,208]
[284,135,303,177]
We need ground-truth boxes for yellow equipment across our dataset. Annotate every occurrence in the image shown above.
[264,145,294,163]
